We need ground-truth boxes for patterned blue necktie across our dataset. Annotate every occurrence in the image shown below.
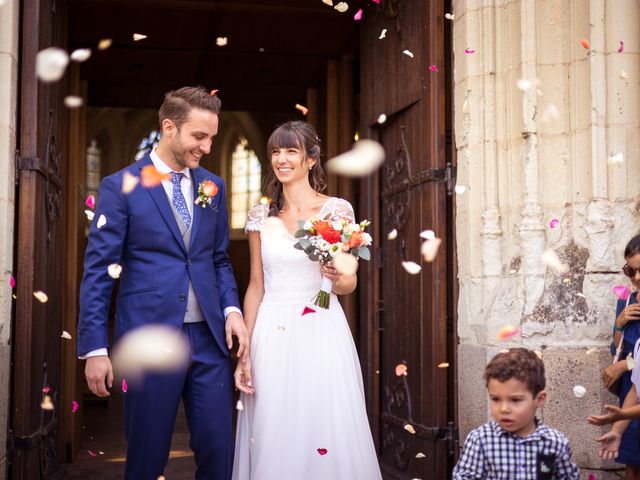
[171,172,191,229]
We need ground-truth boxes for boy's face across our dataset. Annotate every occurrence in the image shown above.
[488,378,547,438]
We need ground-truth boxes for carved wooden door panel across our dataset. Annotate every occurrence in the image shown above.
[359,1,456,479]
[10,0,69,478]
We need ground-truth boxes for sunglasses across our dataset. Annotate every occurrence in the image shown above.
[622,263,640,278]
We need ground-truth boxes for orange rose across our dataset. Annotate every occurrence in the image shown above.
[348,231,363,249]
[201,179,218,198]
[314,220,341,244]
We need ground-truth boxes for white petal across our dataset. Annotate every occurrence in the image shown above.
[516,78,532,91]
[419,229,435,240]
[97,38,113,50]
[70,48,92,62]
[133,33,147,41]
[122,171,140,194]
[402,49,414,58]
[64,96,83,108]
[620,70,628,80]
[454,185,466,195]
[107,264,122,279]
[444,13,455,20]
[334,2,348,12]
[326,139,385,177]
[334,253,358,276]
[33,291,49,303]
[402,261,421,275]
[415,452,426,458]
[387,228,398,240]
[404,424,416,434]
[236,400,244,411]
[36,47,69,83]
[541,249,569,273]
[322,0,333,5]
[216,37,228,47]
[377,114,387,124]
[97,214,107,229]
[84,210,95,221]
[572,385,586,398]
[421,238,442,262]
[607,152,624,165]
[627,353,637,371]
[462,97,469,114]
[61,331,72,339]
[378,28,387,39]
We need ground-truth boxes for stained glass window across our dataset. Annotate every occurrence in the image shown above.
[231,137,262,230]
[135,129,160,160]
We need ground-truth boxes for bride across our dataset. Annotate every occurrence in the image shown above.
[231,121,382,479]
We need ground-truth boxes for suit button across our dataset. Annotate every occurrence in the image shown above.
[187,259,192,266]
[178,294,186,301]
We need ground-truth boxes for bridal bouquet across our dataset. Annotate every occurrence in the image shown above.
[293,216,371,309]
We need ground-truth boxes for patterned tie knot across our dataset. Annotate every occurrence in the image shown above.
[171,171,183,185]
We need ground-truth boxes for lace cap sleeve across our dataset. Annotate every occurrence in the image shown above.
[245,204,268,233]
[329,198,355,223]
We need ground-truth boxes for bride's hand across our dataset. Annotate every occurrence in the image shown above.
[234,359,255,395]
[321,263,342,282]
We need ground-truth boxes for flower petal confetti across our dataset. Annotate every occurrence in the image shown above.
[216,37,228,47]
[573,385,586,398]
[36,47,69,83]
[404,424,416,434]
[72,400,79,413]
[618,40,624,53]
[354,8,363,20]
[395,364,408,376]
[84,210,95,221]
[444,13,455,20]
[122,378,128,393]
[88,450,97,457]
[387,229,398,240]
[402,261,421,275]
[302,306,316,316]
[402,50,414,58]
[576,292,585,298]
[122,171,140,194]
[70,48,91,62]
[378,29,387,40]
[464,48,475,54]
[295,103,309,116]
[462,98,469,114]
[97,214,107,229]
[33,291,48,303]
[549,218,559,229]
[516,79,532,91]
[580,38,590,50]
[133,33,147,41]
[613,285,630,301]
[334,2,348,12]
[415,452,426,459]
[541,249,569,273]
[322,0,333,5]
[540,103,560,123]
[64,96,83,108]
[607,152,624,165]
[61,331,72,340]
[85,194,96,209]
[419,229,435,240]
[236,400,244,411]
[41,395,54,410]
[429,65,439,72]
[98,38,112,50]
[9,274,15,289]
[421,238,442,262]
[588,475,596,480]
[626,353,637,371]
[326,139,385,177]
[317,448,328,455]
[42,386,50,394]
[377,113,387,124]
[140,165,169,187]
[496,325,520,341]
[112,324,191,380]
[334,253,358,276]
[454,185,466,195]
[438,362,449,368]
[620,70,628,80]
[107,264,122,279]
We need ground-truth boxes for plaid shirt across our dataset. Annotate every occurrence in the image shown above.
[452,420,580,480]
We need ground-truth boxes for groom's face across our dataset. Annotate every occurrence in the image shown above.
[165,108,219,170]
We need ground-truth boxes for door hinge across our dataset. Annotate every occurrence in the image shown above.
[446,420,458,457]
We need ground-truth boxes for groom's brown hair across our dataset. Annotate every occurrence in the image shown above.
[159,86,221,130]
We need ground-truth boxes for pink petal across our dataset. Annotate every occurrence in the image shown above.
[88,450,97,457]
[317,448,328,455]
[588,475,596,480]
[122,378,128,393]
[464,48,475,54]
[371,0,380,3]
[429,65,439,72]
[302,306,316,316]
[618,40,624,53]
[72,400,79,413]
[354,8,363,21]
[613,285,630,301]
[42,386,50,394]
[496,325,521,341]
[549,218,559,229]
[9,274,15,289]
[85,194,96,209]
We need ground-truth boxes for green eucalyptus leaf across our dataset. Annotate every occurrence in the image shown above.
[358,246,371,261]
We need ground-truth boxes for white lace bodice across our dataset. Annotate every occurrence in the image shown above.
[245,197,355,304]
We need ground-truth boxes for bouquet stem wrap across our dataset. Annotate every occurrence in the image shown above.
[313,276,333,309]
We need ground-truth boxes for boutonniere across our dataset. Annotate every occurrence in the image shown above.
[195,179,219,209]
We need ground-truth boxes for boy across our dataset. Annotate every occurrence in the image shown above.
[453,348,580,479]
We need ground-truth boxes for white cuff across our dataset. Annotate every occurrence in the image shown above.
[224,306,242,321]
[78,348,108,360]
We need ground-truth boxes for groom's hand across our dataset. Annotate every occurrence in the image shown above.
[85,355,114,397]
[225,312,249,360]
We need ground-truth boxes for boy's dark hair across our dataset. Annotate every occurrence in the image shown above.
[158,86,221,130]
[624,234,640,258]
[484,348,545,396]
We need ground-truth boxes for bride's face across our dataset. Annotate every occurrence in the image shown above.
[271,145,316,185]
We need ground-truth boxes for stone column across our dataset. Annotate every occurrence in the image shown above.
[0,1,20,477]
[453,0,640,476]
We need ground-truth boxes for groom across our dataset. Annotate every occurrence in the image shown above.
[77,86,249,479]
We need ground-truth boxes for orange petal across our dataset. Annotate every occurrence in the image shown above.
[140,165,169,188]
[496,325,520,341]
[295,103,309,116]
[395,364,408,376]
[580,38,590,49]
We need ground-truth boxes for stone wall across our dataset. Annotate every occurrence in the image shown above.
[0,0,20,478]
[453,0,640,476]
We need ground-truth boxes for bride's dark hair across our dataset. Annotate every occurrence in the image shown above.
[264,121,327,217]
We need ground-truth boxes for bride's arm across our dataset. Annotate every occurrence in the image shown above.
[321,263,357,295]
[243,231,264,339]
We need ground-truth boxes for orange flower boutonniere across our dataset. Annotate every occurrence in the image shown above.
[195,179,219,208]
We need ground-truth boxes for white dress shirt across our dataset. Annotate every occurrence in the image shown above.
[80,149,241,359]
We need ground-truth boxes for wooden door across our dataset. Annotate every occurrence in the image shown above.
[10,0,70,478]
[359,1,456,479]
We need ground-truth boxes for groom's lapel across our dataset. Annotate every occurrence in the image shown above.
[190,167,204,243]
[139,154,187,254]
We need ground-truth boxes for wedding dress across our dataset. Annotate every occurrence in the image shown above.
[232,197,382,480]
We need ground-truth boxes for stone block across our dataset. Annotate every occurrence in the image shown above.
[457,343,490,443]
[0,0,19,57]
[0,53,18,130]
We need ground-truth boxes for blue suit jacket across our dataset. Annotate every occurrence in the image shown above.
[77,154,241,357]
